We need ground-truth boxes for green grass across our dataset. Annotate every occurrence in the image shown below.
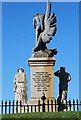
[0,111,81,120]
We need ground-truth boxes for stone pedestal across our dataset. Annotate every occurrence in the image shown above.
[28,57,56,102]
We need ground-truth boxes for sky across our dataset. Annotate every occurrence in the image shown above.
[0,2,2,102]
[1,0,81,2]
[1,1,79,101]
[79,2,81,99]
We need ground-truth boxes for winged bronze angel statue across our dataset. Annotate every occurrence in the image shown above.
[33,0,58,57]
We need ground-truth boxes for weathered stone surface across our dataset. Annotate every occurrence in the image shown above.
[32,49,58,57]
[28,57,55,100]
[32,50,48,57]
[32,0,57,57]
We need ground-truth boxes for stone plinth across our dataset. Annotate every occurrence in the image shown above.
[28,57,56,101]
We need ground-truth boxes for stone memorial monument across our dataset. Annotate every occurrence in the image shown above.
[14,68,28,104]
[28,0,57,107]
[12,0,72,113]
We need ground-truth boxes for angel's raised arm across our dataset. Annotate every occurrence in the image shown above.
[45,0,51,19]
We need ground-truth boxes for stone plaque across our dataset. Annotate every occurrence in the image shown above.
[33,72,51,92]
[28,57,55,99]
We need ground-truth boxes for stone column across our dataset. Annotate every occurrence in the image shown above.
[28,57,56,105]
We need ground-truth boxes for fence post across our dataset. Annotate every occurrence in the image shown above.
[76,99,79,111]
[51,100,53,112]
[9,101,11,114]
[16,101,18,113]
[5,101,7,114]
[73,99,75,111]
[66,100,67,111]
[27,105,29,112]
[69,100,71,111]
[38,100,40,112]
[20,101,22,113]
[1,101,3,114]
[31,105,33,112]
[55,99,56,111]
[41,94,46,112]
[47,99,49,112]
[35,105,36,112]
[42,100,45,112]
[23,105,25,113]
[12,100,14,113]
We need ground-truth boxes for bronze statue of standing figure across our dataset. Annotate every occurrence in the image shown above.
[54,67,71,111]
[54,67,71,102]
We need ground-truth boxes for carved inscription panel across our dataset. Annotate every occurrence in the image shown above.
[32,72,52,92]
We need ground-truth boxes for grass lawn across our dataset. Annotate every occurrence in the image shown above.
[0,111,81,120]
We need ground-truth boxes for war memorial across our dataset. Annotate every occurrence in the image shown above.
[13,0,72,112]
[1,1,81,118]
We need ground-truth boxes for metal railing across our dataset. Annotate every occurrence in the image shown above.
[0,99,81,114]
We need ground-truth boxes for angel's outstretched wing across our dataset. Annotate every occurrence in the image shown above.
[42,0,57,43]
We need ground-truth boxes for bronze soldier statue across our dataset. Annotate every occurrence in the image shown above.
[54,67,71,102]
